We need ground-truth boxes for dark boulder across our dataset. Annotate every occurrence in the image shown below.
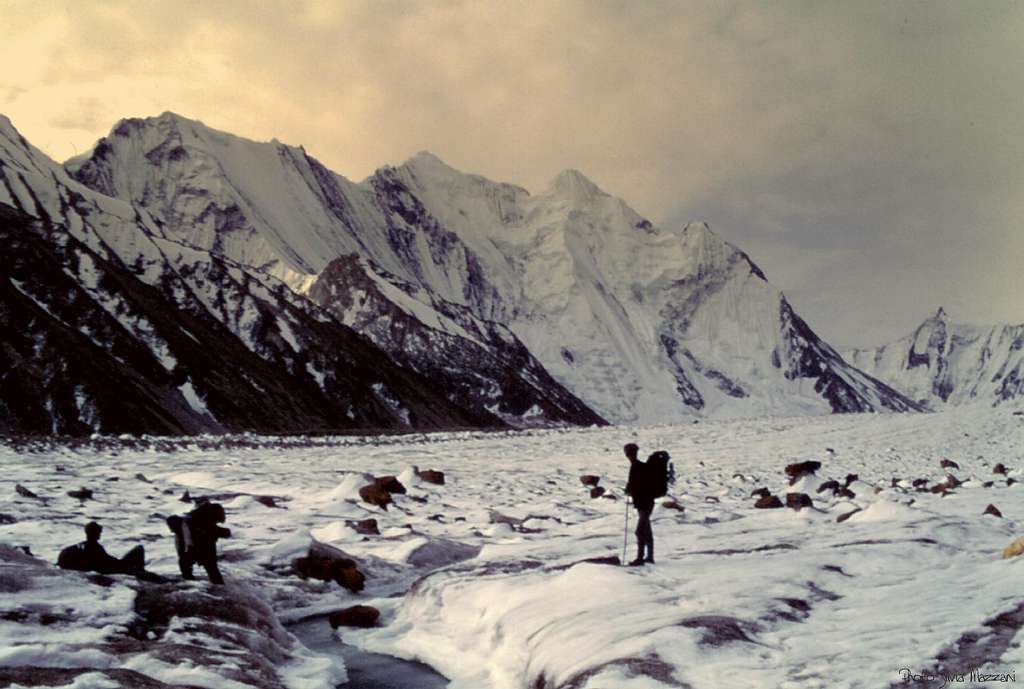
[417,469,445,485]
[785,493,813,511]
[580,475,601,487]
[662,500,685,511]
[345,518,380,535]
[817,480,841,494]
[994,463,1008,475]
[15,484,38,499]
[374,476,406,495]
[836,509,862,523]
[359,483,392,509]
[590,487,606,499]
[750,487,771,499]
[940,459,960,470]
[844,474,859,487]
[835,488,856,500]
[329,605,380,629]
[67,488,93,500]
[785,461,821,483]
[984,504,1003,518]
[292,541,365,592]
[755,495,784,509]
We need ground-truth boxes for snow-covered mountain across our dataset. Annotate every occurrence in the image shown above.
[843,308,1024,409]
[69,112,921,423]
[0,114,529,435]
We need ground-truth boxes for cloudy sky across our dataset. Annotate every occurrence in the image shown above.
[2,0,1021,347]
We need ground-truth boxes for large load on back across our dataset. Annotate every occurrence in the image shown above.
[646,450,675,498]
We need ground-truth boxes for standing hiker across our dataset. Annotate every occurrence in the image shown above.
[624,443,655,566]
[167,501,231,584]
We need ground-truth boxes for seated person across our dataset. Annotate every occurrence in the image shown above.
[58,521,161,581]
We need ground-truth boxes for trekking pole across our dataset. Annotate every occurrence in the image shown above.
[622,497,629,565]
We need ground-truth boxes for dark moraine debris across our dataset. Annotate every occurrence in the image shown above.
[785,461,821,483]
[345,518,380,535]
[67,488,93,500]
[755,495,784,509]
[417,469,445,485]
[836,509,862,523]
[590,486,606,499]
[940,459,960,470]
[994,463,1008,475]
[359,483,391,510]
[678,615,758,647]
[580,475,601,487]
[15,484,38,499]
[750,487,771,499]
[292,541,366,592]
[374,476,406,495]
[817,480,840,494]
[984,504,1003,518]
[785,493,813,510]
[329,605,380,629]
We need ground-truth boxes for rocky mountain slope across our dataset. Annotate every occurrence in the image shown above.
[843,308,1024,410]
[67,112,920,423]
[0,114,533,435]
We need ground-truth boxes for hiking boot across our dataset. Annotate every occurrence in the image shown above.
[644,557,655,565]
[628,557,646,566]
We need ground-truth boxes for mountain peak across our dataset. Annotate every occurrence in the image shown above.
[546,168,603,200]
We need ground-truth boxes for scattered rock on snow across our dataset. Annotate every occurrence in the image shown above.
[750,487,771,499]
[0,514,16,524]
[755,495,784,509]
[67,487,93,500]
[359,483,392,509]
[662,500,685,511]
[835,488,856,500]
[786,493,813,510]
[292,540,366,592]
[844,473,859,487]
[417,469,446,485]
[837,509,862,523]
[329,605,380,629]
[994,463,1008,475]
[345,518,380,535]
[15,484,38,499]
[580,475,601,487]
[984,504,1003,518]
[135,473,150,482]
[941,459,960,470]
[590,486,606,499]
[817,480,840,494]
[785,461,822,482]
[374,475,406,494]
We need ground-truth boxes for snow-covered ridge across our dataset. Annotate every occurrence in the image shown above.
[63,111,922,423]
[0,114,518,435]
[844,307,1024,409]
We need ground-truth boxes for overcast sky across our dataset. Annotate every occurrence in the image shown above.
[2,0,1021,347]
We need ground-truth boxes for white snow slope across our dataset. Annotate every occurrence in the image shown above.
[3,407,1024,688]
[844,308,1024,410]
[70,113,920,423]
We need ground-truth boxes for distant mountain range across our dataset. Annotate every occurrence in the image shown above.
[8,110,998,435]
[843,308,1024,410]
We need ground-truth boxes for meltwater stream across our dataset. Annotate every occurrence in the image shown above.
[289,616,450,689]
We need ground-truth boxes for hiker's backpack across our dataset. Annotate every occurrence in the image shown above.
[646,450,676,498]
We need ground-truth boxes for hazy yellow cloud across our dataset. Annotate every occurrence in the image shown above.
[1,0,1022,344]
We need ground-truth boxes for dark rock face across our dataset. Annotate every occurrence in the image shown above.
[0,203,493,436]
[755,495,784,509]
[308,255,606,428]
[292,541,365,592]
[329,605,380,629]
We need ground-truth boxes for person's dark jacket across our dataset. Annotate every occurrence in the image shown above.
[626,458,655,511]
[184,502,231,565]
